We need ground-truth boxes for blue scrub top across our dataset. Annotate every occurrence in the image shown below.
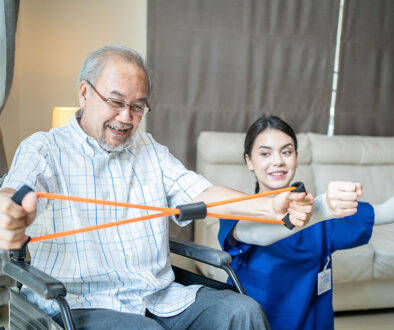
[218,202,374,330]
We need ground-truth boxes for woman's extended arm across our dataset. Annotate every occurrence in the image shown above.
[235,182,362,246]
[373,196,394,225]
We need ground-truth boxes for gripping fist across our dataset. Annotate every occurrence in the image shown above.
[274,191,314,228]
[326,181,362,218]
[0,188,37,249]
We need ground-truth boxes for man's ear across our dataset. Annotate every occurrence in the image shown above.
[78,81,88,108]
[245,154,254,171]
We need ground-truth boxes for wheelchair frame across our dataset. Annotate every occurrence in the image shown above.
[4,237,248,330]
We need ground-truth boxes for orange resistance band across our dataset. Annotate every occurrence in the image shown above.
[29,211,172,243]
[36,192,179,214]
[30,186,297,243]
[207,213,284,225]
[205,186,295,208]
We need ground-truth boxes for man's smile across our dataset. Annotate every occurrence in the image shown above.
[105,122,133,136]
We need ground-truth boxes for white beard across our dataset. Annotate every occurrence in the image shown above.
[98,135,133,152]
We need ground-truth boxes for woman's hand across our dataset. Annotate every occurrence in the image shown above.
[326,181,362,218]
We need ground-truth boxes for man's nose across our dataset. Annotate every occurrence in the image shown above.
[116,107,134,123]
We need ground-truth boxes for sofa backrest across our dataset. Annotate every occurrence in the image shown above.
[197,131,394,204]
[307,133,394,204]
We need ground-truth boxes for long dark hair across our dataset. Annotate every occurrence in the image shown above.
[244,115,298,193]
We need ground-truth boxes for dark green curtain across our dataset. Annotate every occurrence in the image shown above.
[335,0,394,135]
[147,0,338,171]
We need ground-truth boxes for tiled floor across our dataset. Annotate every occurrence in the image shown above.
[0,304,8,330]
[334,309,394,330]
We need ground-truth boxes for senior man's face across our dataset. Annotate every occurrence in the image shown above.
[78,58,149,152]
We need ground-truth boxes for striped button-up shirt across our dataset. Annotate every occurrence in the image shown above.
[3,110,211,317]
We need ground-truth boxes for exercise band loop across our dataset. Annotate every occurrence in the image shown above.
[21,185,298,243]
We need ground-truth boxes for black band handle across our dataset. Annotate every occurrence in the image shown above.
[11,184,34,205]
[282,182,306,230]
[175,202,207,222]
[10,185,34,261]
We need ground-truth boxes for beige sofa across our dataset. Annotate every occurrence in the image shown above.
[195,131,394,311]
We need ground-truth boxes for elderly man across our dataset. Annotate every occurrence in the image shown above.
[0,45,313,329]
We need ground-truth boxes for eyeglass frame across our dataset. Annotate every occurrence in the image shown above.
[86,80,151,116]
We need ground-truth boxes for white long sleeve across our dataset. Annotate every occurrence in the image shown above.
[372,196,394,226]
[235,194,333,246]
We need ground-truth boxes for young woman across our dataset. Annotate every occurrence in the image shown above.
[218,115,394,330]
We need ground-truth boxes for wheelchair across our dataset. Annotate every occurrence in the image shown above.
[3,235,258,329]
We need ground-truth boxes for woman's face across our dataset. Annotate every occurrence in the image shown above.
[245,129,298,192]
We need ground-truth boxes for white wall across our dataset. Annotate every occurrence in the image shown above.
[0,0,147,167]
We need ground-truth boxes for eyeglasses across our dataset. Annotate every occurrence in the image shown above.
[86,80,151,116]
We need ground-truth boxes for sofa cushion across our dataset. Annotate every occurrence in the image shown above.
[370,223,394,280]
[332,244,374,283]
[308,133,394,165]
[197,131,246,166]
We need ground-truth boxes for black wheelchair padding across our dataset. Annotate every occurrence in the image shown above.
[175,202,207,222]
[282,182,306,230]
[10,185,34,261]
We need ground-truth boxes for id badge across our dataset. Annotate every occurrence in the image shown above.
[317,256,332,295]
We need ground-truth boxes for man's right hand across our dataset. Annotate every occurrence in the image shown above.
[273,190,314,228]
[0,188,37,249]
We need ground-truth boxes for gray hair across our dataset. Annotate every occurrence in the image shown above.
[78,45,152,95]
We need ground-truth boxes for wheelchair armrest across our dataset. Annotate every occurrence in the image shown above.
[169,237,232,268]
[4,260,67,299]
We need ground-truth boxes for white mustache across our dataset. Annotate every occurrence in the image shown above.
[105,122,133,130]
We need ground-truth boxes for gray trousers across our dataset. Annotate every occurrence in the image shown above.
[53,287,269,329]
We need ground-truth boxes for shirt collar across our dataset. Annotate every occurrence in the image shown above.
[68,109,137,157]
